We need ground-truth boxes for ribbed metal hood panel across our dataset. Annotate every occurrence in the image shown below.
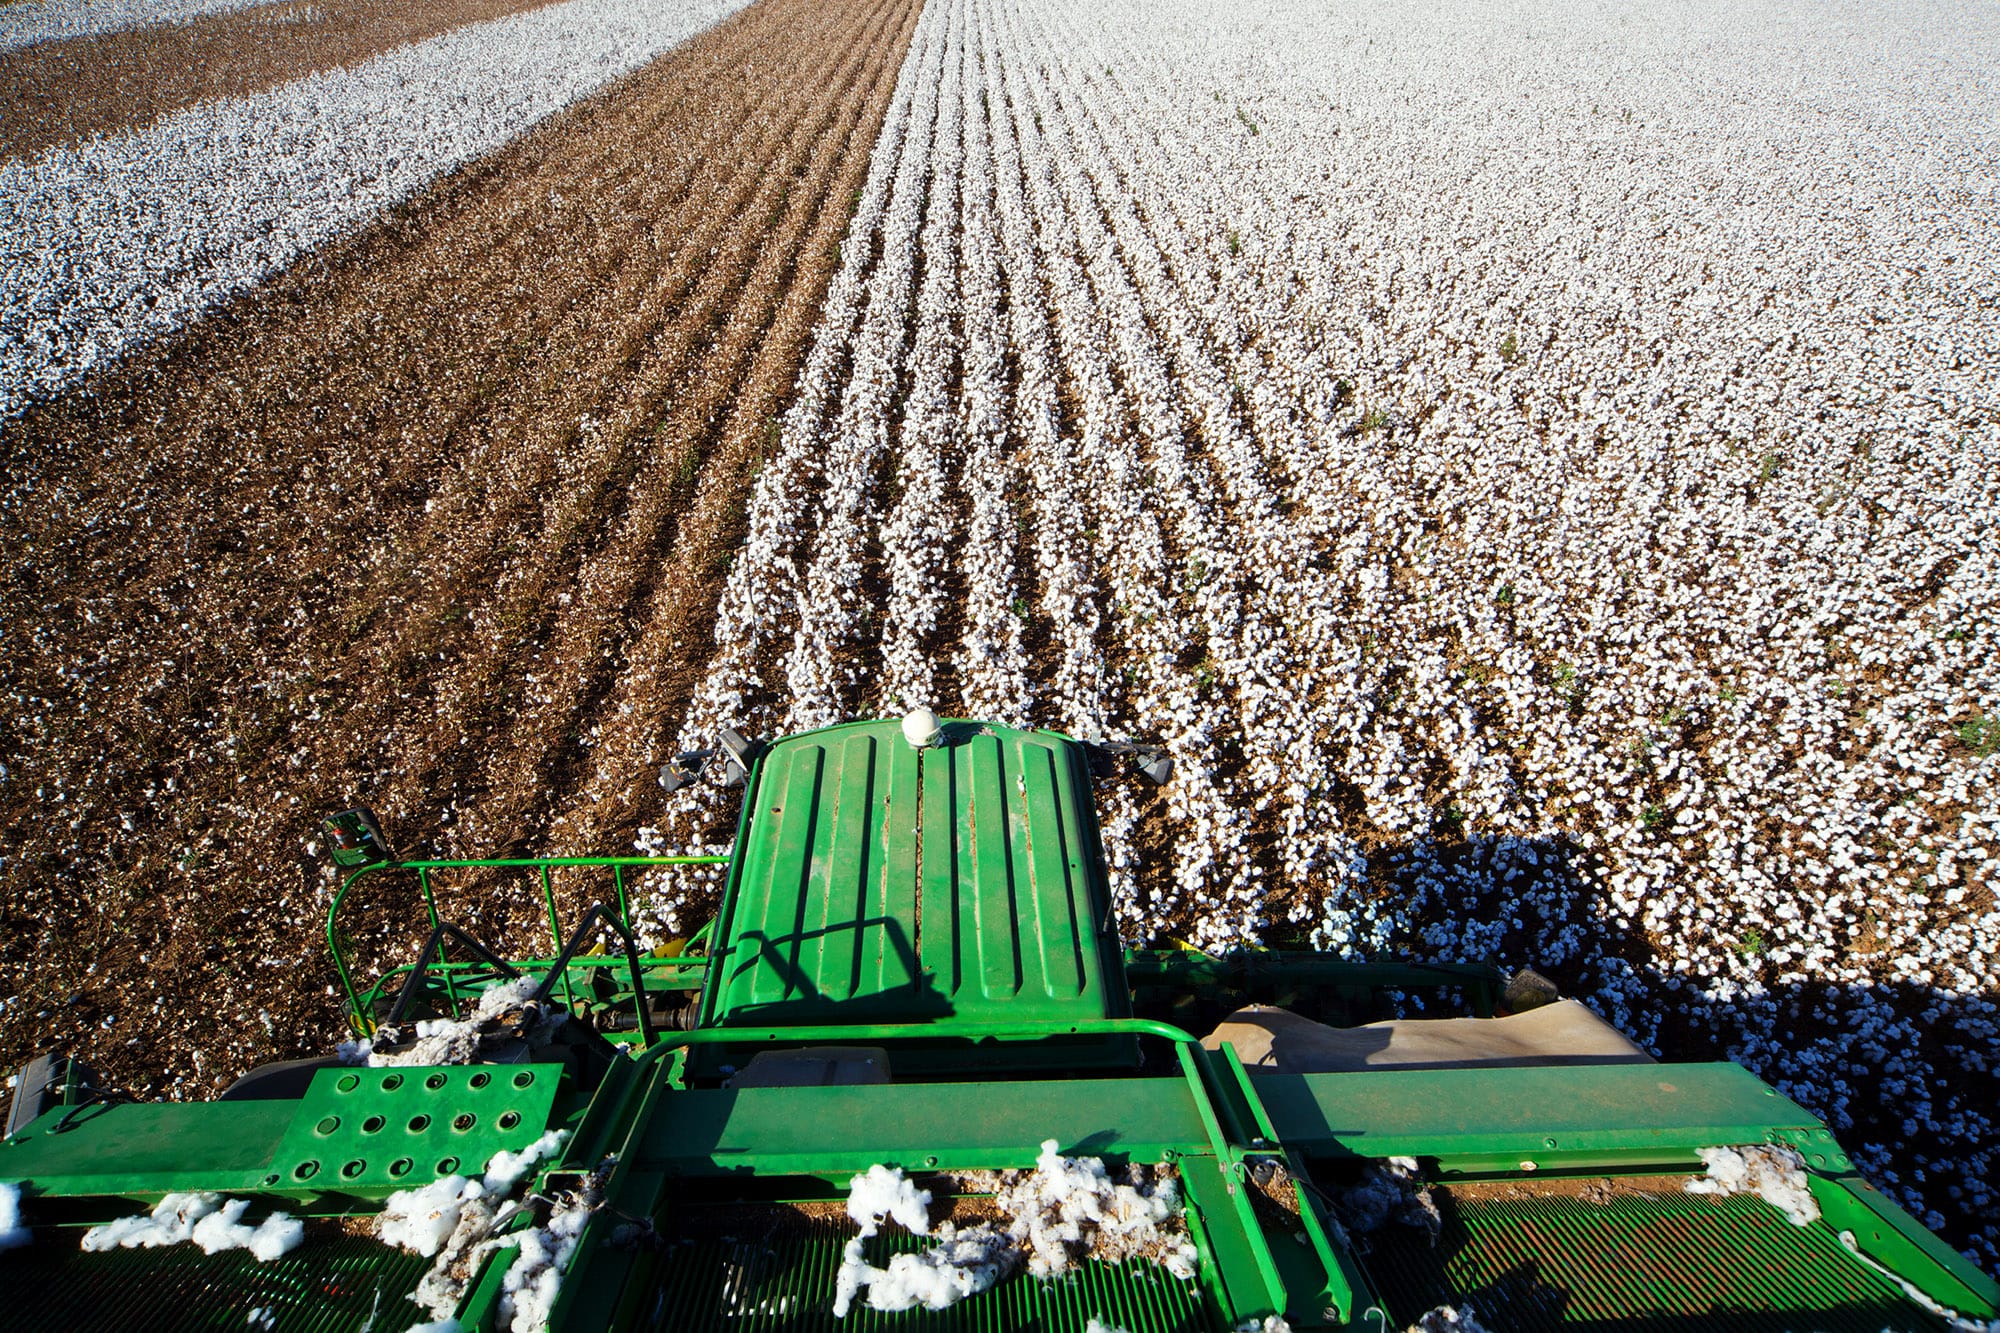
[706,720,1121,1030]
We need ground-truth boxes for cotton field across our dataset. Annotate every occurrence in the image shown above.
[0,0,751,416]
[2,0,1996,1283]
[661,0,2000,1267]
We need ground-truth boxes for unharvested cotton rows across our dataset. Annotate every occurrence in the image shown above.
[1028,0,1998,1263]
[944,30,1034,730]
[1000,0,1379,913]
[0,0,752,418]
[777,0,957,731]
[0,0,279,53]
[872,0,968,715]
[651,0,1999,1267]
[1023,13,1316,934]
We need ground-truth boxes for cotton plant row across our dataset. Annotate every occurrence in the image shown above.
[649,0,1998,1264]
[1044,0,1999,1261]
[0,0,752,418]
[658,0,1236,928]
[0,0,279,54]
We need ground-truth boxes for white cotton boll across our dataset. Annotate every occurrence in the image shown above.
[833,1237,871,1319]
[992,1141,1194,1280]
[1087,1320,1138,1333]
[189,1198,304,1261]
[364,977,560,1068]
[81,1192,298,1260]
[470,977,544,1022]
[845,1164,933,1238]
[1405,1305,1493,1333]
[497,1187,596,1333]
[377,1177,487,1258]
[404,1321,463,1333]
[82,1192,223,1251]
[1685,1145,1820,1226]
[482,1129,570,1194]
[0,1182,30,1251]
[832,1143,1196,1318]
[840,1223,1018,1315]
[1337,1157,1440,1238]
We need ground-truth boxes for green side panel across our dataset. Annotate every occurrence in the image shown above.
[1176,1153,1282,1324]
[638,1078,1211,1176]
[1361,1187,1955,1332]
[0,1228,427,1333]
[706,720,1123,1032]
[271,1063,564,1190]
[639,1209,1222,1332]
[1257,1063,1824,1168]
[1812,1173,2000,1317]
[0,1099,296,1197]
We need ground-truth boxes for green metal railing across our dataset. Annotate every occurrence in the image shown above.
[325,854,729,1033]
[559,1015,1358,1327]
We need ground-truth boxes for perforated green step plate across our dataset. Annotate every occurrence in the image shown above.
[270,1063,563,1190]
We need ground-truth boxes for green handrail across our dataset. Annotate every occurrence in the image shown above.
[325,854,730,1030]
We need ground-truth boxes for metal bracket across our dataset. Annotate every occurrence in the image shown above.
[658,730,765,793]
[1085,739,1174,786]
[718,728,763,787]
[657,750,715,795]
[321,807,395,869]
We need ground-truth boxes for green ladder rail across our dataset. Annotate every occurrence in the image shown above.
[324,854,729,1033]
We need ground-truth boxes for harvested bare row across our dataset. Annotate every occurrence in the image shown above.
[0,0,923,1098]
[0,0,572,160]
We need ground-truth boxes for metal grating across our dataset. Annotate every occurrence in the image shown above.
[1361,1184,1953,1332]
[647,1212,1221,1331]
[0,1229,429,1333]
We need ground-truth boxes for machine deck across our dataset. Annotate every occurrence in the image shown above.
[648,1209,1219,1332]
[0,1228,427,1333]
[1362,1184,1952,1333]
[4,719,1995,1333]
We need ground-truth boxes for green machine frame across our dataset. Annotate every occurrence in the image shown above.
[2,718,1995,1333]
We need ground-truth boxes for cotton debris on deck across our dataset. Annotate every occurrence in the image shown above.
[79,1191,303,1262]
[0,1182,30,1252]
[1684,1144,1821,1226]
[832,1142,1199,1318]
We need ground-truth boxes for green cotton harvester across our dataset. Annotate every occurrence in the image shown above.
[3,716,1996,1333]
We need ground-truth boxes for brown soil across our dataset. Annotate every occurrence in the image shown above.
[0,0,921,1098]
[1434,1174,1693,1204]
[0,0,572,160]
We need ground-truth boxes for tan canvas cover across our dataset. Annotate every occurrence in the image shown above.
[728,1045,892,1089]
[1203,1000,1654,1074]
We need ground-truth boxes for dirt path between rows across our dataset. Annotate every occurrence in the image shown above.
[0,0,570,159]
[0,0,921,1096]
